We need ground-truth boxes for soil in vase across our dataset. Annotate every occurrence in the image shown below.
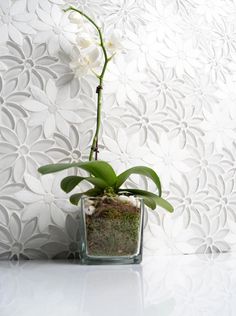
[85,197,141,257]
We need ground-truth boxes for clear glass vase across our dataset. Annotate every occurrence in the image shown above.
[79,196,144,265]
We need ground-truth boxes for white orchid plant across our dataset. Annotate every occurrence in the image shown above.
[38,6,173,213]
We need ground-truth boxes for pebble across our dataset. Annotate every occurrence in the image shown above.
[85,205,96,215]
[118,195,140,208]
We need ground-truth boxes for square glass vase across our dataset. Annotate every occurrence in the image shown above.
[79,196,144,265]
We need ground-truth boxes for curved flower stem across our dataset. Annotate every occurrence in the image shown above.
[64,7,111,161]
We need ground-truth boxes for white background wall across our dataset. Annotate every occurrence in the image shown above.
[0,0,236,259]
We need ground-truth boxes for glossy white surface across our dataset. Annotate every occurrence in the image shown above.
[1,253,236,316]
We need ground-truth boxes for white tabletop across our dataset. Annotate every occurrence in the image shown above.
[0,253,236,316]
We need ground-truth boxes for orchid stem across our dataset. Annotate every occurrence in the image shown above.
[65,7,111,161]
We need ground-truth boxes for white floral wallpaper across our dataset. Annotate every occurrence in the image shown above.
[0,0,236,259]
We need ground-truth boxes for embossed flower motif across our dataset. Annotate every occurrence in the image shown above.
[100,129,146,174]
[41,214,80,259]
[216,81,236,119]
[47,126,91,163]
[221,142,236,178]
[63,0,106,16]
[0,62,6,72]
[212,18,236,55]
[147,65,185,109]
[208,175,236,226]
[164,101,204,148]
[2,37,58,90]
[201,45,236,83]
[189,214,230,254]
[55,63,81,99]
[157,38,201,77]
[186,138,224,187]
[33,5,77,54]
[0,120,54,181]
[146,214,193,255]
[0,75,29,128]
[102,0,147,32]
[26,0,64,13]
[125,27,160,71]
[105,55,148,105]
[145,1,181,41]
[25,0,53,14]
[201,106,236,152]
[144,134,190,189]
[182,14,213,47]
[16,173,74,232]
[183,74,218,112]
[169,175,209,228]
[21,80,81,137]
[0,213,49,260]
[163,0,196,15]
[78,93,126,138]
[196,0,233,23]
[0,169,24,226]
[122,95,168,145]
[0,0,35,46]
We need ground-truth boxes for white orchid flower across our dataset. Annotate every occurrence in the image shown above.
[106,30,123,54]
[69,47,101,78]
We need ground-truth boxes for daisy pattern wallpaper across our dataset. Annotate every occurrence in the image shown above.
[0,0,236,259]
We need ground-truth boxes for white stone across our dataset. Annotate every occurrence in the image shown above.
[118,195,140,208]
[118,195,131,203]
[85,205,95,215]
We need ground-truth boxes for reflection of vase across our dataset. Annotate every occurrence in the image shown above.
[79,196,144,265]
[80,265,144,316]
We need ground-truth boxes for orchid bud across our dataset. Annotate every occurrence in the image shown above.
[76,34,93,49]
[68,11,83,26]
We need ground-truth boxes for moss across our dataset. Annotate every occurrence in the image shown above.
[85,197,141,256]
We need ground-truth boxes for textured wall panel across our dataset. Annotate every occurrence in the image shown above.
[0,0,236,259]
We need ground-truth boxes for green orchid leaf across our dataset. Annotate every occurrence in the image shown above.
[61,176,107,193]
[154,196,174,213]
[82,177,108,189]
[61,176,85,193]
[118,188,173,212]
[80,161,117,186]
[142,197,156,210]
[70,192,84,206]
[38,161,117,186]
[69,188,101,205]
[38,163,77,174]
[116,166,162,196]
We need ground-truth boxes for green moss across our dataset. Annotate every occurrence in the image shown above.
[86,198,141,256]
